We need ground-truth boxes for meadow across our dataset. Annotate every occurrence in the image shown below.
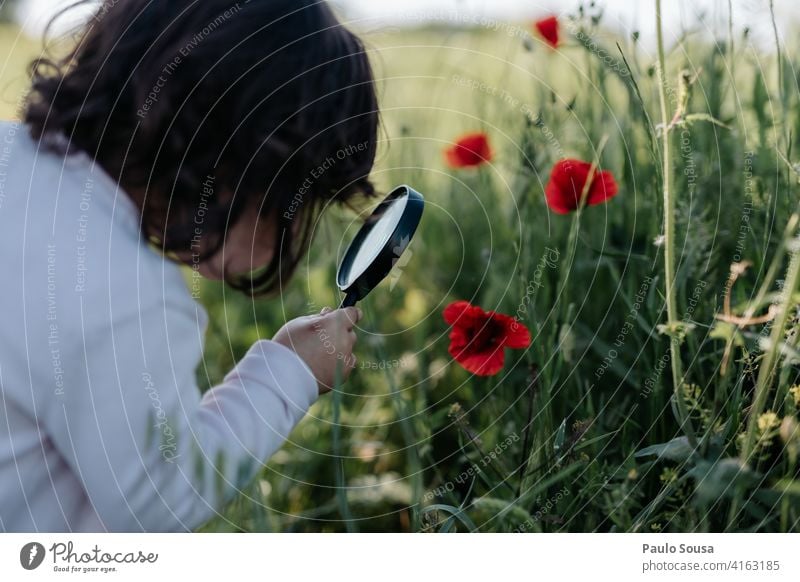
[3,2,800,532]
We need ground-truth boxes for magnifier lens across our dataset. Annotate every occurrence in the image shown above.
[337,185,424,307]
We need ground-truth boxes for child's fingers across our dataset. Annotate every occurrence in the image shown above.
[320,307,361,330]
[341,306,362,328]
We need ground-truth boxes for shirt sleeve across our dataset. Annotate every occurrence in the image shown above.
[42,294,319,532]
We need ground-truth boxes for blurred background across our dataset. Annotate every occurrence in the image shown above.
[9,0,800,39]
[2,0,796,120]
[2,0,799,532]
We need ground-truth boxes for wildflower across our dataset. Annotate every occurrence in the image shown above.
[789,385,800,407]
[757,411,780,433]
[657,321,696,344]
[443,301,531,376]
[545,158,619,214]
[659,467,678,484]
[533,16,559,49]
[428,358,449,384]
[448,402,483,446]
[444,132,493,168]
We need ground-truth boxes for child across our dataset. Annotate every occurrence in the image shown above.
[0,0,378,532]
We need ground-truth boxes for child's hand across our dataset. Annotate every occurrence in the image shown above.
[273,307,362,394]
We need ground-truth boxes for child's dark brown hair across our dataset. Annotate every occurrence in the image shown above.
[25,0,379,295]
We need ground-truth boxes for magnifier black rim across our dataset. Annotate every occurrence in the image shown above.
[336,184,424,300]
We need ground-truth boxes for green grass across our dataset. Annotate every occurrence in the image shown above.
[0,24,38,119]
[2,2,799,532]
[198,9,800,531]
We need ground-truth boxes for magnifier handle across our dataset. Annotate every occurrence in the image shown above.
[339,293,358,309]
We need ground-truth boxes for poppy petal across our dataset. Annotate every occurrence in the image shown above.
[444,301,531,377]
[587,170,619,206]
[545,158,618,214]
[448,328,469,352]
[459,349,506,377]
[503,320,532,349]
[444,132,493,168]
[545,159,590,213]
[443,300,474,325]
[534,16,559,49]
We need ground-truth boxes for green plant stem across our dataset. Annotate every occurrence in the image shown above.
[331,364,357,532]
[727,0,735,95]
[781,446,798,531]
[375,339,424,531]
[719,215,796,378]
[655,0,698,449]
[741,230,800,465]
[728,222,800,529]
[773,215,800,410]
[769,1,784,124]
[556,135,610,327]
[558,212,581,327]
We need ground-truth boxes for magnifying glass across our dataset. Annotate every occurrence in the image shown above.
[337,185,424,308]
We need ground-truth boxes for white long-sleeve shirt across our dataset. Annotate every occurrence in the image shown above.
[0,122,319,532]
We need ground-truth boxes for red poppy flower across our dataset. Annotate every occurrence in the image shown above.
[533,16,560,49]
[545,158,619,214]
[444,132,493,168]
[443,301,531,377]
